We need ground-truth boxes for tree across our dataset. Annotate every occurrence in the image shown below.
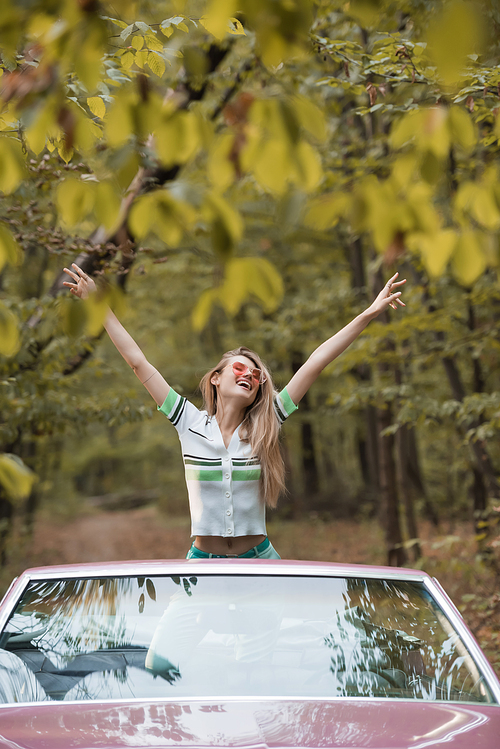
[1,0,500,567]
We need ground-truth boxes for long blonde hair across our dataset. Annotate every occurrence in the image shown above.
[199,347,285,508]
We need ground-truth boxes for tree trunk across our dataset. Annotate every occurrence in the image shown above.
[371,265,406,566]
[378,404,406,566]
[411,267,499,552]
[396,424,421,562]
[347,239,380,504]
[406,426,439,527]
[292,352,320,515]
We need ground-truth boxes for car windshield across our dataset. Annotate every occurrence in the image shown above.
[0,573,494,705]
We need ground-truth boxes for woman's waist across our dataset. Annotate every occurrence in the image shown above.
[194,534,266,555]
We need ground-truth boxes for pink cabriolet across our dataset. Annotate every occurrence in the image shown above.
[0,559,498,748]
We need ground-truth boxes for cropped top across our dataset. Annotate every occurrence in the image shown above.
[158,387,298,537]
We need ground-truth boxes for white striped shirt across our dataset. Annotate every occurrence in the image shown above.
[158,387,298,537]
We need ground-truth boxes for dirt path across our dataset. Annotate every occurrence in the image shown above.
[27,507,388,567]
[29,507,191,566]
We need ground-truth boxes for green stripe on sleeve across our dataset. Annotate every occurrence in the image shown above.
[279,387,298,417]
[158,387,179,418]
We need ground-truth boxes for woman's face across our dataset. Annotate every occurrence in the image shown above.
[211,355,263,406]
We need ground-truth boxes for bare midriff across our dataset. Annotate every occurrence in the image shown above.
[194,534,266,555]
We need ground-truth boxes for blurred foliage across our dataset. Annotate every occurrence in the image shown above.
[0,0,499,586]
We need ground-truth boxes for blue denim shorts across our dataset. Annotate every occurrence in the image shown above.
[186,537,280,559]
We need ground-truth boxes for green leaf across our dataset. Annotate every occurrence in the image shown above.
[228,18,245,35]
[391,154,418,190]
[144,34,164,52]
[448,107,476,152]
[390,110,420,149]
[293,141,323,193]
[85,293,109,337]
[204,193,243,258]
[411,229,458,277]
[292,95,327,142]
[252,138,290,194]
[207,134,235,191]
[121,50,135,69]
[251,99,300,147]
[24,98,57,155]
[0,222,20,272]
[0,136,26,194]
[304,193,351,230]
[452,231,487,286]
[192,257,283,330]
[130,190,195,246]
[349,0,383,27]
[147,52,166,78]
[426,0,486,86]
[201,0,237,39]
[56,178,95,227]
[129,193,157,240]
[60,296,88,338]
[74,22,106,92]
[94,181,121,231]
[87,96,106,119]
[471,186,500,230]
[57,141,74,164]
[0,302,19,357]
[192,288,219,332]
[0,454,35,503]
[233,257,284,313]
[221,257,281,315]
[155,111,200,167]
[105,95,135,148]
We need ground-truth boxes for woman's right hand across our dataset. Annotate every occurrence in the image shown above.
[62,263,96,300]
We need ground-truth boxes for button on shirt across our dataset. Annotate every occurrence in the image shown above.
[158,386,298,538]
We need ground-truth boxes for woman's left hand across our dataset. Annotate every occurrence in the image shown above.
[369,272,406,317]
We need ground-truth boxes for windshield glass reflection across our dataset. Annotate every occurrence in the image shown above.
[0,574,493,704]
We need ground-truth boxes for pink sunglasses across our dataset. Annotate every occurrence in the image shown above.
[226,361,267,384]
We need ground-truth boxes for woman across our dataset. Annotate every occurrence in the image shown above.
[63,263,406,559]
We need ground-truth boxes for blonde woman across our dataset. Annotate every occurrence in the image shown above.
[63,263,406,559]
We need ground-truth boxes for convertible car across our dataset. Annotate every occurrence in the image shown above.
[0,559,498,748]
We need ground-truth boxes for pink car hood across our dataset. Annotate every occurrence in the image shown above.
[0,699,498,749]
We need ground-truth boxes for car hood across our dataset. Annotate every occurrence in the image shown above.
[0,699,498,749]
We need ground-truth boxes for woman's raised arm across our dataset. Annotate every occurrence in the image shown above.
[285,272,406,406]
[62,263,170,406]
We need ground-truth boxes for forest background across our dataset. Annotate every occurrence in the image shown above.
[1,0,500,671]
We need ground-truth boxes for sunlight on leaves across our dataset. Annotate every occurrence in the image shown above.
[0,454,35,503]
